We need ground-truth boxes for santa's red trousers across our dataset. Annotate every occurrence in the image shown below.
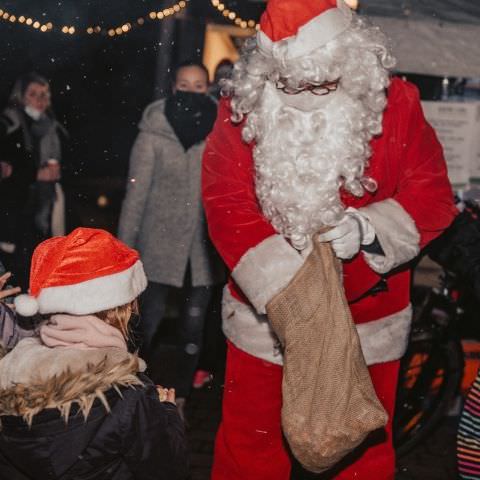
[212,341,399,480]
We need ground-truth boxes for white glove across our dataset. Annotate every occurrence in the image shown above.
[317,208,375,260]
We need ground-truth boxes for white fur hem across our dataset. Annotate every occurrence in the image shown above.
[257,0,352,59]
[359,199,420,274]
[231,235,303,315]
[222,287,284,365]
[36,260,147,315]
[222,288,411,366]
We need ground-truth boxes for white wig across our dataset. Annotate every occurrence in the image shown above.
[223,16,396,249]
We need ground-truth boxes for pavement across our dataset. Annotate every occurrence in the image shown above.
[182,379,459,480]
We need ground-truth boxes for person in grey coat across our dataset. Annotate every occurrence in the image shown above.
[118,60,224,412]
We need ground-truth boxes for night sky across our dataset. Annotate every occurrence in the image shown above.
[0,0,265,178]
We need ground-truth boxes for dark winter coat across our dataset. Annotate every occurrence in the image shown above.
[0,107,68,243]
[118,99,225,288]
[0,338,188,480]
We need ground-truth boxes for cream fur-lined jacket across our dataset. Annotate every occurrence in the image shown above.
[202,77,457,367]
[0,338,188,480]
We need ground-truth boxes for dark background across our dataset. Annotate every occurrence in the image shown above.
[0,0,471,231]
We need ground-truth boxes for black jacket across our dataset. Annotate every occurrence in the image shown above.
[0,108,71,243]
[0,377,188,480]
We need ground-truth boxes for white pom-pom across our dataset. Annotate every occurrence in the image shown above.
[14,294,39,317]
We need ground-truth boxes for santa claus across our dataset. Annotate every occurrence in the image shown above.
[202,0,457,478]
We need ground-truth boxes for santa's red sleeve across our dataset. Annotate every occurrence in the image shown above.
[357,80,458,274]
[202,100,303,314]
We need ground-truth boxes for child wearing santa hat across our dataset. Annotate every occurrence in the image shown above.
[0,227,188,480]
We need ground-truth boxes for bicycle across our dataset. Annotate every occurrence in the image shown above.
[394,198,480,457]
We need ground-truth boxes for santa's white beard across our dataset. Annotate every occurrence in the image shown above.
[252,83,381,250]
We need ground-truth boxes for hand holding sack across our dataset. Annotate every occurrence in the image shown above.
[266,236,388,473]
[316,208,376,260]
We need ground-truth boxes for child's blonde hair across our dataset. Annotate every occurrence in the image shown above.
[95,299,139,340]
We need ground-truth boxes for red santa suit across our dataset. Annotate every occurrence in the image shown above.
[202,4,457,480]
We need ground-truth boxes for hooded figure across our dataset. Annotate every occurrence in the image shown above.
[0,228,188,480]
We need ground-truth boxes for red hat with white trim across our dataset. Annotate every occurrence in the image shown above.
[257,0,353,59]
[14,228,147,317]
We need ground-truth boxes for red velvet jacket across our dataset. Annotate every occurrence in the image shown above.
[202,78,456,344]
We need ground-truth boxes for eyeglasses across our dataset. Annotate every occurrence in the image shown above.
[275,79,340,96]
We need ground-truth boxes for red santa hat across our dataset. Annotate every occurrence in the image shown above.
[14,228,147,317]
[257,0,353,60]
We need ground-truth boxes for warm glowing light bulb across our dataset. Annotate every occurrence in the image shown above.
[33,21,40,28]
[68,26,75,34]
[344,0,359,10]
[40,25,48,32]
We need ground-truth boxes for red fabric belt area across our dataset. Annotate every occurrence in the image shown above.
[212,341,399,480]
[228,261,410,325]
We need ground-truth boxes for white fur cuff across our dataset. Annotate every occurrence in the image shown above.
[231,235,304,315]
[357,305,412,365]
[359,199,420,274]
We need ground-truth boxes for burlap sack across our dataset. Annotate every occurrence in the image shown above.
[266,237,388,473]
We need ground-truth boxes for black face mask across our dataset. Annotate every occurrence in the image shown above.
[165,90,217,151]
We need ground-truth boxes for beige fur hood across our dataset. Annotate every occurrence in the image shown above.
[0,338,146,426]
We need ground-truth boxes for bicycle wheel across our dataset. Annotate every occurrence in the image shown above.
[394,333,463,457]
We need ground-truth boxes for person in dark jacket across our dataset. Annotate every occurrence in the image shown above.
[0,227,188,480]
[118,60,225,417]
[0,72,69,290]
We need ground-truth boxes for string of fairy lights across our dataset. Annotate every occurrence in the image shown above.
[0,1,360,37]
[0,0,188,36]
[210,0,259,30]
[209,0,358,29]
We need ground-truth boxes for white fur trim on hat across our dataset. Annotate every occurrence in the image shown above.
[31,260,147,316]
[257,0,353,60]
